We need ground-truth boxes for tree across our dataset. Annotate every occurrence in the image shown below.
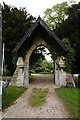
[43,1,80,73]
[61,38,75,73]
[43,2,69,29]
[2,3,35,75]
[55,2,80,73]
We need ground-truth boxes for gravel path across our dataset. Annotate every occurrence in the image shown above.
[2,74,70,118]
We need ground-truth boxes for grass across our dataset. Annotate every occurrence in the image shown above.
[2,86,27,111]
[29,88,48,107]
[55,87,78,118]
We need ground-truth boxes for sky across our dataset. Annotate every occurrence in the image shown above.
[0,0,79,61]
[0,0,79,17]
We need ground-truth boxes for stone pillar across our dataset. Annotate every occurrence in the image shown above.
[55,63,60,85]
[55,57,67,86]
[55,57,60,86]
[16,57,24,86]
[24,57,29,86]
[58,57,67,86]
[10,57,24,86]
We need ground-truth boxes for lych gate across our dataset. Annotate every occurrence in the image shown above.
[10,17,69,86]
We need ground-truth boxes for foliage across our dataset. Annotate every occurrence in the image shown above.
[55,87,78,118]
[3,69,11,76]
[43,1,71,72]
[12,54,18,70]
[39,60,54,70]
[34,67,42,73]
[55,2,80,73]
[2,3,35,75]
[29,70,35,74]
[43,2,69,29]
[29,46,46,70]
[30,59,54,74]
[2,76,12,80]
[29,74,34,83]
[29,88,48,107]
[34,67,53,74]
[29,45,54,73]
[0,69,2,76]
[45,69,51,72]
[0,66,11,76]
[2,86,27,111]
[61,38,75,73]
[43,1,80,73]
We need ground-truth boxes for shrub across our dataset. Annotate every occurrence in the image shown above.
[45,69,50,72]
[40,67,45,72]
[3,69,11,76]
[29,69,35,73]
[0,69,11,76]
[35,67,42,73]
[29,75,34,83]
[51,70,54,73]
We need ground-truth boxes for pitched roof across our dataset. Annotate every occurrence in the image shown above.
[12,17,69,54]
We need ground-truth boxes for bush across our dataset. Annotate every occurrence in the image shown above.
[45,69,51,72]
[35,67,42,73]
[3,69,11,76]
[40,67,45,72]
[29,69,35,73]
[51,70,54,73]
[29,75,34,83]
[0,69,11,76]
[33,67,53,73]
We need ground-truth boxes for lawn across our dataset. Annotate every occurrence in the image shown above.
[2,86,27,111]
[29,88,48,107]
[55,87,78,118]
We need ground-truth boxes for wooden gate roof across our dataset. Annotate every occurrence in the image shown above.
[12,17,68,55]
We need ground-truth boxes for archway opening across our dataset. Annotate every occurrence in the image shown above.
[29,45,55,84]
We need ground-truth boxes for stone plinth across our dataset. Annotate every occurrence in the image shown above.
[10,57,24,86]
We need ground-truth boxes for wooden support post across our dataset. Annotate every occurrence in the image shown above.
[78,75,80,88]
[54,61,55,84]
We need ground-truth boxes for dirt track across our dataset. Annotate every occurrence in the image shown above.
[2,74,70,118]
